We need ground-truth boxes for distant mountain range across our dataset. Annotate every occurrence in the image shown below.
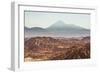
[25,21,90,38]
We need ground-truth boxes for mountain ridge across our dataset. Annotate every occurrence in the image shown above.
[25,20,90,37]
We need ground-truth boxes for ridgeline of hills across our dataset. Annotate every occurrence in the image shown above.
[25,21,90,37]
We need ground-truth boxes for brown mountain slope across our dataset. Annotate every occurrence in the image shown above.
[24,37,90,62]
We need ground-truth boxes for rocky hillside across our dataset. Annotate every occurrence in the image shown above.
[24,37,90,62]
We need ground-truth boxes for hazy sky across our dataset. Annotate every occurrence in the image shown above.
[25,11,90,29]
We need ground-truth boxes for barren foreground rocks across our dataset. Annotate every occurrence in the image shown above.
[24,37,90,62]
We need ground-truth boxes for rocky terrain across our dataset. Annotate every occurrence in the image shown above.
[24,36,90,62]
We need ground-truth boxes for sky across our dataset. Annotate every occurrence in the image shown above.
[24,11,90,29]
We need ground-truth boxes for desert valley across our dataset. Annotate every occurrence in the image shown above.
[24,21,90,62]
